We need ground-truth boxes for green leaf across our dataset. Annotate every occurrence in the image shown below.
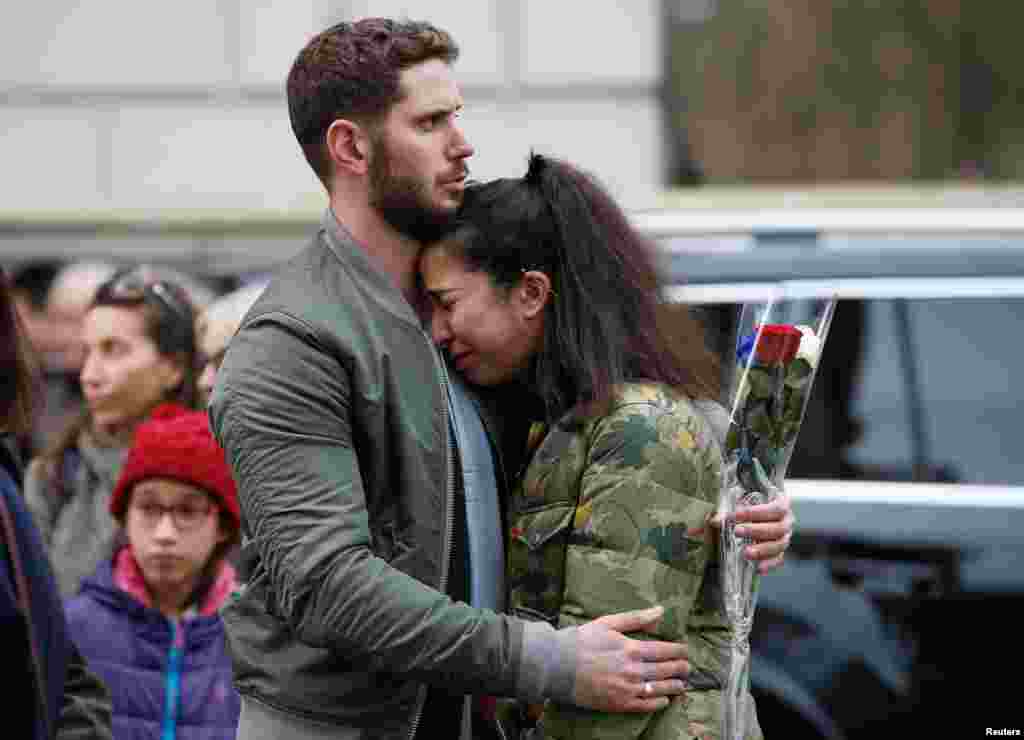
[746,368,774,400]
[785,358,813,388]
[784,388,805,420]
[726,426,741,454]
[748,403,775,438]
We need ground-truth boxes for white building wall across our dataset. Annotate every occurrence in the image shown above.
[0,1,664,216]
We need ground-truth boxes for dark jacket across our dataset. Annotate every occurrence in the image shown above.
[208,211,574,738]
[65,554,240,740]
[0,436,113,740]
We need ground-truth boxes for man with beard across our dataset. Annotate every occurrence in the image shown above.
[209,18,792,740]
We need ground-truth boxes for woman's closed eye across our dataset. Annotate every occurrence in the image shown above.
[430,293,456,312]
[420,112,449,132]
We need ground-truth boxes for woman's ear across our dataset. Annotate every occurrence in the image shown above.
[326,119,371,176]
[519,271,552,319]
[157,356,187,399]
[215,521,231,546]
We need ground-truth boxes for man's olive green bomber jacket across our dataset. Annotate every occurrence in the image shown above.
[208,211,576,738]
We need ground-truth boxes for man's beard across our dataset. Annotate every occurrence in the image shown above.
[369,143,459,244]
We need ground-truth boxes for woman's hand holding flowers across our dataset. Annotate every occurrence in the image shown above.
[710,459,794,574]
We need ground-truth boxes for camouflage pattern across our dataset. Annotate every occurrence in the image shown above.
[506,384,763,740]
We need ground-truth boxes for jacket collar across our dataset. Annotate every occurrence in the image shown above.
[320,208,424,329]
[112,546,237,617]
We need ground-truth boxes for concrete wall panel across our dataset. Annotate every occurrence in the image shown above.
[1,1,234,87]
[108,106,321,210]
[0,108,105,210]
[1,2,664,216]
[461,98,664,206]
[521,0,660,85]
[238,1,330,87]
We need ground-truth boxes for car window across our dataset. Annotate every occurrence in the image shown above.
[846,296,1024,487]
[690,297,1024,487]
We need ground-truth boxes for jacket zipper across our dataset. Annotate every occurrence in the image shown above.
[406,332,457,740]
[162,619,184,740]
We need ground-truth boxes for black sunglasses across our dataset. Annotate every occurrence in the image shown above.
[94,270,194,326]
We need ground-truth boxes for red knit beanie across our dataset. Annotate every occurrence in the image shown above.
[110,403,240,529]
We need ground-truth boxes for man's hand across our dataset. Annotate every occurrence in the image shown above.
[712,461,795,574]
[572,606,689,713]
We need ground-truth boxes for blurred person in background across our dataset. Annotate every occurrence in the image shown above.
[420,153,768,739]
[45,262,119,377]
[66,404,241,740]
[9,260,68,459]
[0,266,114,739]
[25,266,202,598]
[10,260,65,357]
[18,261,116,462]
[194,282,266,406]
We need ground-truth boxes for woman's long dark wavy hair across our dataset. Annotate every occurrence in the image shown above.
[440,153,720,424]
[0,267,39,437]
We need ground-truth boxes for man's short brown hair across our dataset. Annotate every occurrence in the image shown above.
[286,18,459,185]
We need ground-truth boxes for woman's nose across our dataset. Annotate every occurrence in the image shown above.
[198,362,217,399]
[431,311,452,347]
[79,352,101,387]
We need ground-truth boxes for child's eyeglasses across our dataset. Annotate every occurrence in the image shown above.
[129,499,217,531]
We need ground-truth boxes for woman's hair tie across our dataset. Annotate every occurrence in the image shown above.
[525,151,547,186]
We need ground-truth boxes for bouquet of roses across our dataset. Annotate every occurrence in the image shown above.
[718,296,837,740]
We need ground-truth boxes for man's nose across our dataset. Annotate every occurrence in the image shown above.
[449,123,474,161]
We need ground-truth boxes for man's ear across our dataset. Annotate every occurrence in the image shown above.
[519,271,552,319]
[326,119,371,176]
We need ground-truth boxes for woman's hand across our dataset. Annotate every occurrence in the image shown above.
[710,466,795,575]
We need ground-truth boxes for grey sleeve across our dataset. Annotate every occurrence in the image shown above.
[23,459,58,548]
[516,621,579,705]
[209,314,527,695]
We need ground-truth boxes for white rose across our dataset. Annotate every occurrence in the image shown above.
[795,325,821,368]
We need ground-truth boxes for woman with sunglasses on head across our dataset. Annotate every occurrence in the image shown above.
[65,404,241,740]
[25,266,202,598]
[420,154,783,739]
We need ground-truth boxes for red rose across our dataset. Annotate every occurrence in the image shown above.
[755,324,803,365]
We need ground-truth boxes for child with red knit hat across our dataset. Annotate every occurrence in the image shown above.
[65,403,241,740]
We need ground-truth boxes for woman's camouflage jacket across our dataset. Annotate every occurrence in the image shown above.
[505,383,762,740]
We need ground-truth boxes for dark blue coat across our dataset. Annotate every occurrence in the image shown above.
[0,443,72,739]
[0,434,112,740]
[65,561,240,740]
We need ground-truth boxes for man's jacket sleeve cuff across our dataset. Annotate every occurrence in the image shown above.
[514,621,577,705]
